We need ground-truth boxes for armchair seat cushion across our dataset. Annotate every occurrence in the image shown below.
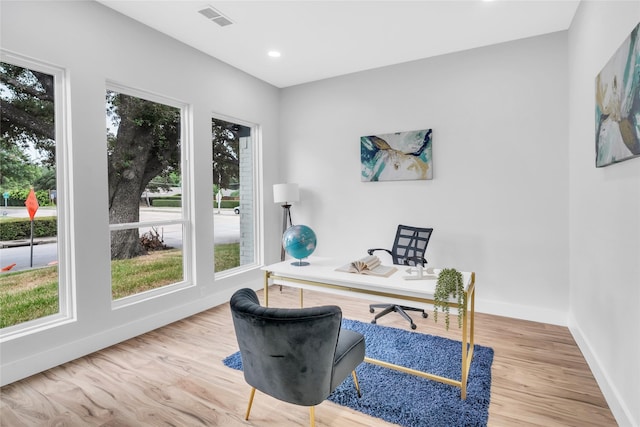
[332,329,365,390]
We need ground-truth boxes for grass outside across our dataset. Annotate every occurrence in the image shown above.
[0,243,240,329]
[0,267,59,328]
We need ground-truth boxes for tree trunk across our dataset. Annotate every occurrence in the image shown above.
[111,228,144,259]
[109,175,146,259]
[107,93,181,259]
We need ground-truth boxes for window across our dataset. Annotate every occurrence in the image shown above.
[106,84,189,302]
[212,116,258,274]
[0,52,70,334]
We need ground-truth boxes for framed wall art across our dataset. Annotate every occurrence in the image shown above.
[361,128,432,182]
[595,22,640,167]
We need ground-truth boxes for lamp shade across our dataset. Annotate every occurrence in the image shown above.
[273,183,299,204]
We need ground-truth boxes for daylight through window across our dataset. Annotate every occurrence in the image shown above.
[106,86,188,301]
[212,116,256,273]
[0,56,68,332]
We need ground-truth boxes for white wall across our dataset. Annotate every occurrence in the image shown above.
[280,32,570,325]
[0,1,279,385]
[567,2,640,426]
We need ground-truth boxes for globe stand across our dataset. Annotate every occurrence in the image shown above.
[283,225,317,268]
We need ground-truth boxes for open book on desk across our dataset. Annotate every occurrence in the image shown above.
[335,255,397,277]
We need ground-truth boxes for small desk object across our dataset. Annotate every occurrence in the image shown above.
[262,257,476,399]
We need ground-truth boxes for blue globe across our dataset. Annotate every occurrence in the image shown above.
[282,225,317,265]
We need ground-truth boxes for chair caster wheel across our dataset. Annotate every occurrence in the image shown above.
[422,313,428,318]
[411,324,417,330]
[369,308,375,313]
[371,320,377,324]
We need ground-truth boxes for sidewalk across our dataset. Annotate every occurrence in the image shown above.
[0,237,57,249]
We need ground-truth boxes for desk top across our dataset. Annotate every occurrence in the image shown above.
[263,256,474,301]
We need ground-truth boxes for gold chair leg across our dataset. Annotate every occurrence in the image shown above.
[245,387,256,420]
[309,406,315,427]
[352,371,362,398]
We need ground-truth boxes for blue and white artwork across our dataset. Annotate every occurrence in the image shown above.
[595,22,640,167]
[361,129,432,181]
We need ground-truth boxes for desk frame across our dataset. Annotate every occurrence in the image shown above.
[263,270,476,399]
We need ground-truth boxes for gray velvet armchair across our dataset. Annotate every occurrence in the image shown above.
[230,288,365,427]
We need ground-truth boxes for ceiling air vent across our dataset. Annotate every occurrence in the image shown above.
[198,6,234,27]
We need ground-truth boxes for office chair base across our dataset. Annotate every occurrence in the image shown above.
[369,304,428,330]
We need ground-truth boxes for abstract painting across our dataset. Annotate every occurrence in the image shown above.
[595,22,640,167]
[361,129,432,181]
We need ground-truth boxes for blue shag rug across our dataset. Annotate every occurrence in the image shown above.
[223,318,494,427]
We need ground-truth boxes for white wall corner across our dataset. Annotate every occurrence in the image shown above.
[568,313,636,427]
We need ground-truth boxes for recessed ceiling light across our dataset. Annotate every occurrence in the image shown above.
[268,51,281,58]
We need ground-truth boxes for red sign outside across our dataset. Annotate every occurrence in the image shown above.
[25,188,39,221]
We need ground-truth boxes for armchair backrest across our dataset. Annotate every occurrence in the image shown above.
[229,288,343,406]
[390,225,433,266]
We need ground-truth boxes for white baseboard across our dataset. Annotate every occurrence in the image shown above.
[568,314,636,427]
[475,297,569,326]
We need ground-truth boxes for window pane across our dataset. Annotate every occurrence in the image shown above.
[212,117,254,273]
[0,61,60,328]
[110,228,184,300]
[106,89,185,299]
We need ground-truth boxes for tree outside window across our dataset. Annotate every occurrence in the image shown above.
[0,58,63,329]
[212,117,255,273]
[106,87,186,301]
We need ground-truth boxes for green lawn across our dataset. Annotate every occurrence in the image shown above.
[0,243,240,328]
[0,267,59,328]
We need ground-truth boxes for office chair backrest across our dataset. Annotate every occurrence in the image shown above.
[230,288,343,406]
[391,225,433,266]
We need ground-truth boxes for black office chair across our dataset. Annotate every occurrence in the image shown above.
[368,225,433,330]
[230,288,365,427]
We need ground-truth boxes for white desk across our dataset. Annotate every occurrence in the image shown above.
[262,257,476,399]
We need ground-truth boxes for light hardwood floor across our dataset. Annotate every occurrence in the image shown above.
[1,286,617,426]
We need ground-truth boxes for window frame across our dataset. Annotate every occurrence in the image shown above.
[105,82,193,309]
[0,50,74,341]
[212,112,263,278]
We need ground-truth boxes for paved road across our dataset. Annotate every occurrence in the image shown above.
[0,207,239,272]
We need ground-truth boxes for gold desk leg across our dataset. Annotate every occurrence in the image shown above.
[299,288,304,307]
[470,281,476,352]
[460,273,476,400]
[461,300,468,400]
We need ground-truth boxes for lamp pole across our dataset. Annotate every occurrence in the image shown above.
[281,203,292,261]
[273,183,300,262]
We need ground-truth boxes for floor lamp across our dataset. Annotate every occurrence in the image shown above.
[273,183,299,261]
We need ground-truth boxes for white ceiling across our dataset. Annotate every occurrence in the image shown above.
[97,0,580,88]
